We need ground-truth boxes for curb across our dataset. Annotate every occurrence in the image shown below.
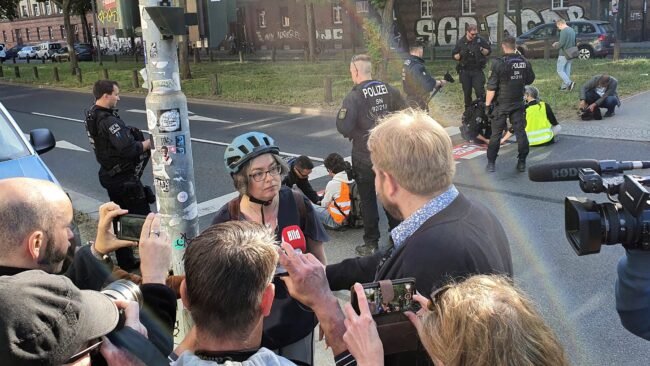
[0,80,338,117]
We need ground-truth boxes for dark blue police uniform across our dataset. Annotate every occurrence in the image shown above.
[402,55,437,111]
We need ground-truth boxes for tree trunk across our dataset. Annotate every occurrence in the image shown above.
[305,2,316,62]
[63,0,78,73]
[177,0,192,79]
[514,0,523,37]
[497,0,505,56]
[80,11,91,43]
[377,0,395,81]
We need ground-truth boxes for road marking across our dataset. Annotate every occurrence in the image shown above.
[253,115,313,129]
[188,136,324,162]
[125,109,233,124]
[22,133,89,152]
[307,128,339,138]
[223,115,306,129]
[445,126,460,137]
[31,112,84,123]
[0,91,46,101]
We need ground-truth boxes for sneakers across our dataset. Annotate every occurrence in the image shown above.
[604,111,615,117]
[516,160,526,172]
[355,243,378,256]
[486,161,496,173]
[569,81,575,91]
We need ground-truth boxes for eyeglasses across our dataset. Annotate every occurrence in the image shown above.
[65,339,103,364]
[249,164,282,182]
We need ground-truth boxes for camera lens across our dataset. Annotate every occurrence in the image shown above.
[101,280,143,308]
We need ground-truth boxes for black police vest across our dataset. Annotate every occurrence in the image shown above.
[497,54,529,104]
[402,57,422,97]
[85,106,133,176]
[458,37,488,71]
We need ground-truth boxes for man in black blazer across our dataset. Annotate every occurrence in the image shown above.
[326,109,513,365]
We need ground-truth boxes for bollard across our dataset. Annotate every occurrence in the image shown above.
[32,66,38,79]
[26,56,30,64]
[544,40,551,60]
[272,47,277,62]
[103,68,109,79]
[210,74,220,95]
[132,69,139,88]
[193,48,201,64]
[53,67,60,82]
[430,46,436,61]
[114,54,118,63]
[239,50,244,63]
[76,68,82,84]
[0,65,3,78]
[12,56,16,64]
[343,50,347,62]
[14,66,20,78]
[613,42,620,61]
[135,52,140,63]
[324,77,333,104]
[209,49,214,62]
[41,57,45,64]
[72,66,77,75]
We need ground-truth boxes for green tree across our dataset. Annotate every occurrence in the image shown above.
[0,0,19,20]
[369,0,395,81]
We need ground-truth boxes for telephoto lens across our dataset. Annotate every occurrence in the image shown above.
[101,279,144,308]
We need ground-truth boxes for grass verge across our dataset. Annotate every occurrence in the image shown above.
[1,57,649,125]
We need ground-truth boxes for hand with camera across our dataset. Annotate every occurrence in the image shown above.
[100,300,148,366]
[343,283,384,366]
[138,213,171,285]
[94,202,137,257]
[403,292,431,335]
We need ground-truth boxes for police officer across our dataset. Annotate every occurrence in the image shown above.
[85,80,152,270]
[452,24,491,109]
[336,54,406,256]
[485,37,535,173]
[402,43,447,111]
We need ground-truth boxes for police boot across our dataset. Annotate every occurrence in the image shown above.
[486,161,496,173]
[516,159,526,172]
[355,242,378,256]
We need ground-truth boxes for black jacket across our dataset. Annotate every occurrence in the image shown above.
[282,162,320,204]
[86,105,144,182]
[326,192,513,365]
[336,80,405,166]
[487,53,535,106]
[402,55,437,100]
[452,35,491,71]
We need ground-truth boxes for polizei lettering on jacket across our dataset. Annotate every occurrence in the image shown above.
[362,84,388,99]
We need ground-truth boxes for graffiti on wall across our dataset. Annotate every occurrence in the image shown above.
[316,28,343,40]
[98,8,118,24]
[415,5,586,46]
[256,29,303,43]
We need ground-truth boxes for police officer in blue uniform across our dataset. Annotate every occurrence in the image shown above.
[402,43,447,111]
[336,54,406,256]
[452,24,491,109]
[85,80,152,270]
[485,37,535,173]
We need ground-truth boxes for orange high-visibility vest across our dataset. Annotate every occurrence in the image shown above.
[328,181,351,224]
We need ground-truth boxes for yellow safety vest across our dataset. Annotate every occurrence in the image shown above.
[525,101,554,146]
[328,182,351,224]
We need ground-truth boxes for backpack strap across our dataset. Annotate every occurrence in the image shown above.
[291,189,307,221]
[227,195,243,220]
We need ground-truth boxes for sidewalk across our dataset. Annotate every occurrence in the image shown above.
[560,89,650,142]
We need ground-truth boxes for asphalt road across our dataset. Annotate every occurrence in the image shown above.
[2,84,650,365]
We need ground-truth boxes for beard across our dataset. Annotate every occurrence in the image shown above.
[377,185,403,221]
[38,232,69,273]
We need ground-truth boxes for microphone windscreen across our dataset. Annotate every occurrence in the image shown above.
[528,159,600,182]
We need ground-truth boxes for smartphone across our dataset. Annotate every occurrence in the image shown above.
[113,214,147,242]
[351,278,418,315]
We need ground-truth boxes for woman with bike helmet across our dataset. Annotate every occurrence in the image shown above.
[212,131,329,366]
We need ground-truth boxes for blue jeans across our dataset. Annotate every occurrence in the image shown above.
[585,90,619,114]
[312,203,341,229]
[557,55,573,87]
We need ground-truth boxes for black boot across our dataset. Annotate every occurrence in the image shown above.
[486,161,496,173]
[516,159,526,172]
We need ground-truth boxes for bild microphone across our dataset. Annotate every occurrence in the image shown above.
[281,225,306,253]
[528,160,650,182]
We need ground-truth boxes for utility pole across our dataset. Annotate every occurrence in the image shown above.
[497,0,506,55]
[139,0,199,341]
[90,0,102,65]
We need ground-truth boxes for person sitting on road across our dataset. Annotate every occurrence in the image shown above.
[579,73,620,118]
[343,275,569,366]
[214,132,329,365]
[282,155,321,204]
[171,221,353,366]
[500,85,560,145]
[313,153,355,229]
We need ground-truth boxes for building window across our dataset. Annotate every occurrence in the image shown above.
[32,4,40,16]
[48,26,53,39]
[21,5,28,17]
[45,1,51,15]
[333,2,343,24]
[356,1,369,13]
[258,10,266,28]
[36,27,41,40]
[280,6,290,28]
[102,28,107,37]
[421,0,433,18]
[60,25,66,38]
[552,0,568,9]
[2,31,6,42]
[26,29,30,41]
[462,0,476,15]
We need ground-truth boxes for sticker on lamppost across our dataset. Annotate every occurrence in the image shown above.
[158,108,181,132]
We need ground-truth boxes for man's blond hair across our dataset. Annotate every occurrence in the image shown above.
[368,109,455,196]
[555,18,567,25]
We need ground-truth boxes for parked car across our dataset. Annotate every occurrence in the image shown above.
[516,20,616,59]
[0,43,5,62]
[0,101,82,251]
[17,46,37,59]
[52,44,94,62]
[36,41,63,60]
[52,46,70,62]
[4,45,22,60]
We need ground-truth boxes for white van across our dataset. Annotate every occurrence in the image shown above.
[0,43,6,62]
[36,42,63,60]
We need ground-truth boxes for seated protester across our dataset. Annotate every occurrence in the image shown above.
[0,270,153,366]
[500,85,561,145]
[343,275,569,366]
[171,221,353,366]
[313,153,355,229]
[579,73,620,118]
[0,178,176,356]
[282,155,321,204]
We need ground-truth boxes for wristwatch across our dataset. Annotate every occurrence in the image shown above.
[89,241,111,262]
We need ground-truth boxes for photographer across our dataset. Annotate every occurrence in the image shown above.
[616,250,650,340]
[343,275,569,366]
[452,25,491,109]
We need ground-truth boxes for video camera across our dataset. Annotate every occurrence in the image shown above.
[528,159,650,255]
